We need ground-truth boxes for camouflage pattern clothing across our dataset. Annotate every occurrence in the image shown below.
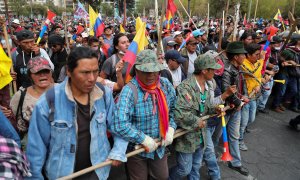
[173,75,224,153]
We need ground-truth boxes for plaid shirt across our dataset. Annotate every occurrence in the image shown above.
[0,136,31,179]
[112,77,176,159]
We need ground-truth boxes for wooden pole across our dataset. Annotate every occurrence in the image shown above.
[156,0,165,55]
[292,0,295,15]
[123,0,127,27]
[207,3,210,33]
[178,0,198,29]
[232,2,240,42]
[254,0,258,20]
[63,0,70,54]
[0,17,17,93]
[217,10,225,52]
[247,0,253,22]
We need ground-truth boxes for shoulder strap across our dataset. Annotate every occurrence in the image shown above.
[96,82,106,106]
[127,82,138,105]
[16,88,27,121]
[46,87,55,122]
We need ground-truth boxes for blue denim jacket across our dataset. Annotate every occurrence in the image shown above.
[25,78,128,180]
[0,110,21,147]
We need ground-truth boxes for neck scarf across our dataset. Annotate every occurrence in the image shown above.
[136,76,169,139]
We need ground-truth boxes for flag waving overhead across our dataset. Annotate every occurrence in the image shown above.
[165,0,177,29]
[274,9,285,31]
[36,10,56,44]
[0,45,12,89]
[94,13,105,37]
[74,1,88,19]
[123,23,148,82]
[89,5,98,36]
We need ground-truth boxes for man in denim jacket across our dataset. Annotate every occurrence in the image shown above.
[25,47,127,180]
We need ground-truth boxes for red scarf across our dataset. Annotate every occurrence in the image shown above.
[136,76,169,139]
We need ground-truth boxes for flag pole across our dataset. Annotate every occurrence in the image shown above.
[123,0,127,27]
[254,0,258,20]
[63,0,70,54]
[232,2,240,42]
[156,0,165,55]
[217,10,225,52]
[0,17,17,93]
[177,0,198,29]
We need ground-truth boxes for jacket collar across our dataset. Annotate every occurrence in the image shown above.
[63,77,103,107]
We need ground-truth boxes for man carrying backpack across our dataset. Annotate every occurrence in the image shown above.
[25,47,127,180]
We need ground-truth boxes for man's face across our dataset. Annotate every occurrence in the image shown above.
[248,50,260,63]
[50,44,63,53]
[104,28,112,36]
[135,69,159,85]
[54,28,61,35]
[90,42,100,49]
[19,39,35,53]
[186,41,197,53]
[67,58,99,94]
[203,68,215,80]
[201,34,207,43]
[243,36,253,45]
[174,34,183,44]
[235,54,246,65]
[168,59,180,71]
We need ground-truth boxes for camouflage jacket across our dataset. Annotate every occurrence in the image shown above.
[174,75,224,153]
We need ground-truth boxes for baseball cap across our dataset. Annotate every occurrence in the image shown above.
[192,29,205,37]
[48,34,64,45]
[16,30,34,41]
[27,57,52,74]
[173,31,182,38]
[12,19,20,25]
[194,54,222,72]
[165,50,186,64]
[132,49,165,73]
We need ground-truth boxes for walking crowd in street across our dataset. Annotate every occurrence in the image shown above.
[0,12,300,180]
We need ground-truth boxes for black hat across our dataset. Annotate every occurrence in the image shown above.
[16,30,34,41]
[48,34,64,45]
[271,36,283,43]
[291,33,300,42]
[226,41,247,54]
[165,50,186,63]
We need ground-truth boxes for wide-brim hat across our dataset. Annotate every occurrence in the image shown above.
[226,41,247,54]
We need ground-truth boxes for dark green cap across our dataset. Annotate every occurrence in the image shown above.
[226,41,247,54]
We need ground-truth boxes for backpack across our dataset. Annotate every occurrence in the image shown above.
[45,82,106,122]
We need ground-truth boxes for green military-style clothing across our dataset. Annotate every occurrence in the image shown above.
[174,75,221,153]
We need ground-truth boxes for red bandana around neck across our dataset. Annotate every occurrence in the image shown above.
[136,76,169,139]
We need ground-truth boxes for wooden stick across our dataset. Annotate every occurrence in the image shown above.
[0,16,17,93]
[177,0,198,30]
[57,106,231,180]
[254,0,258,20]
[284,64,300,67]
[156,0,165,55]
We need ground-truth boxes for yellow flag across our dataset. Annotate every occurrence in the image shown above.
[120,24,125,33]
[135,17,148,48]
[133,23,148,53]
[0,45,12,89]
[135,17,143,32]
[89,5,98,36]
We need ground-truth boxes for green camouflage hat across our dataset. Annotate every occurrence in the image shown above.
[194,54,222,73]
[133,49,165,73]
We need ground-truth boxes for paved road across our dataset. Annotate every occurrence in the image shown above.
[108,108,300,180]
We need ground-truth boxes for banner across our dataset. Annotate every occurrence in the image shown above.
[74,1,89,19]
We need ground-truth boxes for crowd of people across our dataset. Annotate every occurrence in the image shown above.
[0,13,300,180]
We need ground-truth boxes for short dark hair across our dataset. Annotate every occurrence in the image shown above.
[240,31,253,41]
[245,43,261,55]
[88,36,99,46]
[67,47,98,72]
[227,52,236,61]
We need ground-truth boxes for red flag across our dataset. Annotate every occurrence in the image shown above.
[47,10,56,24]
[101,43,110,58]
[243,14,247,26]
[76,25,84,35]
[167,0,177,16]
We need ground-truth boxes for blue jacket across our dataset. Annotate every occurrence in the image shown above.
[0,110,21,147]
[25,78,128,180]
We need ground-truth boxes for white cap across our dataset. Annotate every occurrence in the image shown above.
[172,31,182,38]
[12,19,20,25]
[81,32,88,38]
[256,30,263,34]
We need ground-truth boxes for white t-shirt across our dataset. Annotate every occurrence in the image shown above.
[187,52,197,77]
[168,66,182,87]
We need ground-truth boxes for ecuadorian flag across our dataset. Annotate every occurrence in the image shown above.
[123,22,148,82]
